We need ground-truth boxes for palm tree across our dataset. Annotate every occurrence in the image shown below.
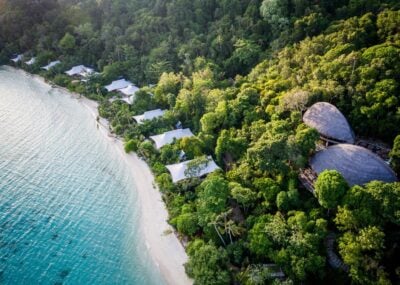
[225,220,245,244]
[208,218,226,246]
[216,209,245,244]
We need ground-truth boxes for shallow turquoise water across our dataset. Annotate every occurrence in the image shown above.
[0,67,164,285]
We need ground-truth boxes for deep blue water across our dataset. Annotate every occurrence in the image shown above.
[0,67,164,284]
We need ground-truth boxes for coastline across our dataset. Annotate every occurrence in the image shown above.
[5,66,192,285]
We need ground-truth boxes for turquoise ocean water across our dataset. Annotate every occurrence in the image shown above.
[0,67,164,285]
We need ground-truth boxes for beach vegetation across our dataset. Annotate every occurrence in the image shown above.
[124,139,139,153]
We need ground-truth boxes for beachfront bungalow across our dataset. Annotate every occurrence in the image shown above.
[303,102,355,144]
[117,85,140,104]
[104,79,132,92]
[166,156,220,183]
[11,54,23,63]
[133,109,166,125]
[25,57,36,65]
[310,144,397,186]
[108,94,135,105]
[65,65,94,78]
[150,128,194,149]
[121,96,135,105]
[119,85,140,96]
[41,60,61,71]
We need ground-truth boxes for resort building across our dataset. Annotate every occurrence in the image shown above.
[115,85,140,104]
[25,57,36,65]
[41,60,61,71]
[133,109,166,124]
[120,96,135,105]
[166,156,220,183]
[65,65,94,78]
[108,95,134,105]
[303,102,355,144]
[104,79,132,92]
[11,54,23,63]
[150,128,194,149]
[300,102,397,193]
[119,85,140,96]
[310,144,397,186]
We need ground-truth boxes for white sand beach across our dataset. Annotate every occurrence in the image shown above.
[79,97,192,285]
[8,66,192,285]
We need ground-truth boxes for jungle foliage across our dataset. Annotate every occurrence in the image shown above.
[1,0,400,284]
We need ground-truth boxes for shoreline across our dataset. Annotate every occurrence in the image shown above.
[5,66,192,285]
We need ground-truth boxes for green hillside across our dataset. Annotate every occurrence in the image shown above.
[1,0,400,284]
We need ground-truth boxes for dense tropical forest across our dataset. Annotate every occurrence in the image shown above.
[1,0,400,284]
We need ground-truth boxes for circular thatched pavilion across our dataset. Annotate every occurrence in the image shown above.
[303,102,355,144]
[310,144,397,186]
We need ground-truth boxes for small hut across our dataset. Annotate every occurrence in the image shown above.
[121,96,135,105]
[133,109,166,125]
[65,65,94,78]
[41,60,61,71]
[166,156,220,183]
[104,79,132,92]
[25,57,36,65]
[310,144,397,186]
[11,54,23,63]
[119,85,139,96]
[303,102,355,144]
[150,128,194,149]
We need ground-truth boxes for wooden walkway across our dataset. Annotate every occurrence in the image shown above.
[356,137,391,161]
[325,233,349,272]
[299,168,317,194]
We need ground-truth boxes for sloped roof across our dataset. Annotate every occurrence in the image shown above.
[11,54,23,63]
[119,85,139,96]
[41,60,61,70]
[104,79,132,92]
[65,65,94,77]
[166,156,220,183]
[133,109,166,124]
[303,102,355,144]
[121,95,134,105]
[25,57,36,65]
[150,128,194,149]
[310,144,397,186]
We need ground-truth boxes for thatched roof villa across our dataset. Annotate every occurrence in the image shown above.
[11,54,23,63]
[150,128,194,149]
[119,84,140,96]
[133,109,166,125]
[25,57,36,65]
[65,65,94,77]
[104,79,132,92]
[41,60,61,71]
[121,96,135,105]
[166,156,220,183]
[310,144,397,186]
[303,102,355,144]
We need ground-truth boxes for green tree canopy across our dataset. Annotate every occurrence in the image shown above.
[59,32,76,54]
[389,134,400,176]
[185,239,231,285]
[314,170,349,209]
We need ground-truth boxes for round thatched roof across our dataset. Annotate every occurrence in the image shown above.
[310,144,397,186]
[303,102,355,144]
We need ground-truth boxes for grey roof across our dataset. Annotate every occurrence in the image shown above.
[303,102,355,144]
[310,144,397,186]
